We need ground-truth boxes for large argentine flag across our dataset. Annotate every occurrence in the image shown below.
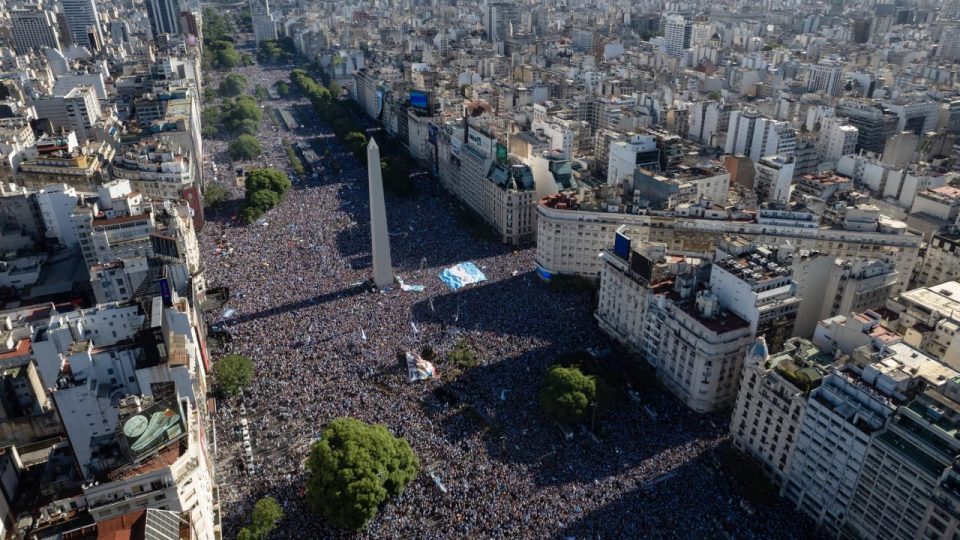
[439,262,487,290]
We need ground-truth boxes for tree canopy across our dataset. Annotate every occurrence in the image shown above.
[245,168,291,195]
[219,73,248,97]
[305,418,419,530]
[228,135,262,161]
[237,496,283,539]
[241,168,291,223]
[213,354,254,398]
[257,38,296,64]
[203,183,228,207]
[207,40,241,69]
[539,365,597,424]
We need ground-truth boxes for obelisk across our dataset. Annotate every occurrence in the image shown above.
[367,138,394,288]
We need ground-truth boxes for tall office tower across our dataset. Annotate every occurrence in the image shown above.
[60,0,103,50]
[807,60,843,97]
[145,0,182,38]
[663,14,691,56]
[249,0,277,43]
[10,4,60,54]
[367,139,394,289]
[938,23,960,61]
[487,1,520,42]
[55,11,73,47]
[836,101,898,153]
[10,5,62,54]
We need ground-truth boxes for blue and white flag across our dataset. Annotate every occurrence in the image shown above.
[439,262,487,290]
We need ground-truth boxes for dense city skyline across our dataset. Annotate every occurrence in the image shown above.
[0,0,959,538]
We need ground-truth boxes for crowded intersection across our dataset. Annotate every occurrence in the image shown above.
[200,60,815,539]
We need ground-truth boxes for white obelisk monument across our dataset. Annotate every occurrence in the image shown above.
[367,138,394,288]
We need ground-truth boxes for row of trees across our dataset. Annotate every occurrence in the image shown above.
[241,168,292,223]
[288,69,415,194]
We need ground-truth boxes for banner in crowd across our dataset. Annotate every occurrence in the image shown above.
[439,262,487,290]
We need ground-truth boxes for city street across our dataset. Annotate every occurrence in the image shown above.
[199,60,813,539]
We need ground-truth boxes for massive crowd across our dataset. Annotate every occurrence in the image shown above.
[200,59,816,539]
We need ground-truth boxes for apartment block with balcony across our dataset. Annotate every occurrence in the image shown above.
[730,337,834,488]
[596,231,754,412]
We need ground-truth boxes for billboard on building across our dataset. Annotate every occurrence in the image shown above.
[120,395,186,463]
[410,90,430,112]
[496,143,508,164]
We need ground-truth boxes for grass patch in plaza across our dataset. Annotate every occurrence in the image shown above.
[282,139,306,176]
[445,338,479,377]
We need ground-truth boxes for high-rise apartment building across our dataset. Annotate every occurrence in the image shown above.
[730,337,834,488]
[939,23,960,61]
[145,0,182,38]
[819,120,858,162]
[836,101,899,153]
[487,2,520,42]
[725,110,796,162]
[753,155,795,206]
[711,236,801,351]
[10,5,62,54]
[664,15,691,57]
[249,0,277,43]
[807,60,844,97]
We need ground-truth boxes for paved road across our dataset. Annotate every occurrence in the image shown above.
[199,58,816,540]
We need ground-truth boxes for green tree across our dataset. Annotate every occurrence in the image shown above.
[228,135,262,160]
[219,73,248,97]
[245,168,291,195]
[254,84,269,101]
[211,40,241,69]
[305,418,419,530]
[539,365,596,424]
[221,95,262,132]
[201,106,222,136]
[248,189,280,211]
[213,354,254,398]
[237,528,255,540]
[344,131,367,159]
[203,183,228,207]
[250,497,283,538]
[275,81,291,96]
[201,8,231,43]
[240,206,263,224]
[328,79,341,98]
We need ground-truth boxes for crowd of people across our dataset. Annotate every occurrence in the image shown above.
[200,58,816,539]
